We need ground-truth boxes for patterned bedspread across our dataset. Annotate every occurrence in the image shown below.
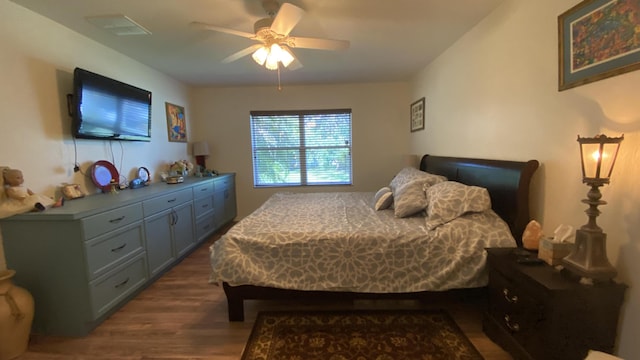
[210,192,515,292]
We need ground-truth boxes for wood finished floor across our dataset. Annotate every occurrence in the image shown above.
[17,229,513,360]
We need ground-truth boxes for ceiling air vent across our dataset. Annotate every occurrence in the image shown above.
[85,15,151,36]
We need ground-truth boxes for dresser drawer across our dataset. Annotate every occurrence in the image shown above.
[89,254,147,318]
[214,175,232,189]
[195,213,214,241]
[82,203,143,239]
[192,181,214,199]
[143,188,192,216]
[85,221,145,280]
[194,196,214,218]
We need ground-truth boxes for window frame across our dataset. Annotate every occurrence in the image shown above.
[250,109,353,188]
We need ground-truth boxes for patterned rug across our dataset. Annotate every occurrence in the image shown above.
[241,310,484,360]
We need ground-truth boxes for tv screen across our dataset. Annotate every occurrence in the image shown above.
[72,67,152,141]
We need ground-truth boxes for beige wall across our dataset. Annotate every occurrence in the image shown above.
[410,0,640,357]
[191,83,410,218]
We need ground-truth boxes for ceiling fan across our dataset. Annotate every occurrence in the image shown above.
[191,0,350,71]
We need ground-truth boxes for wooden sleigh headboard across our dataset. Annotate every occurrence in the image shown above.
[420,155,539,246]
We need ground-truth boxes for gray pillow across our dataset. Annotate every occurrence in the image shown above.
[393,179,429,217]
[425,181,491,229]
[389,167,447,218]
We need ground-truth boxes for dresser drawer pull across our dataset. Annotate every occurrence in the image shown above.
[167,198,177,203]
[502,288,518,303]
[504,314,520,332]
[111,244,127,252]
[114,277,130,289]
[201,204,209,209]
[200,188,208,192]
[109,216,125,223]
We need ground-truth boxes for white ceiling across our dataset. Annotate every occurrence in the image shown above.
[12,0,504,86]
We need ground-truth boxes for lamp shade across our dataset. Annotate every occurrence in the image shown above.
[578,134,623,185]
[193,141,210,156]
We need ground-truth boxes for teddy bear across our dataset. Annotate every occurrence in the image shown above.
[1,168,57,217]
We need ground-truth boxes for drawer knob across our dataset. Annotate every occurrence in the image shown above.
[504,314,520,332]
[502,288,518,303]
[167,198,177,203]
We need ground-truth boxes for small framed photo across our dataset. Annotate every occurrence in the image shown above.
[410,97,425,132]
[165,102,187,142]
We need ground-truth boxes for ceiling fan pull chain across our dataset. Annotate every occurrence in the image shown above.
[277,66,282,91]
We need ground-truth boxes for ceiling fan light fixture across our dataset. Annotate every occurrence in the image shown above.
[265,51,279,70]
[279,46,295,67]
[252,46,269,65]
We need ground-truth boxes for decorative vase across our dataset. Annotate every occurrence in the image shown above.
[0,269,34,360]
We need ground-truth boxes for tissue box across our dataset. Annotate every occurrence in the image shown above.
[538,238,574,266]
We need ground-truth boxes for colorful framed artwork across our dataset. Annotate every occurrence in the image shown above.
[558,0,640,91]
[165,102,187,142]
[410,97,425,132]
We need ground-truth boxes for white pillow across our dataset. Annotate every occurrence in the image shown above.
[425,181,491,229]
[373,187,393,210]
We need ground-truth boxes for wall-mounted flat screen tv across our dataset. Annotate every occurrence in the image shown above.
[71,67,152,141]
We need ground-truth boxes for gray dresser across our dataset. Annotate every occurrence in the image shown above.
[0,174,236,336]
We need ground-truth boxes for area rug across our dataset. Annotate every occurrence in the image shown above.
[241,310,483,360]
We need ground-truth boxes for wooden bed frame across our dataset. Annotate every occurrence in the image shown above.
[222,154,539,321]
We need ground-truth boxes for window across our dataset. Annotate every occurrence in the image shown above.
[250,109,352,187]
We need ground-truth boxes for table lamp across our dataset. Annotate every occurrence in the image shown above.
[193,141,210,169]
[562,134,623,283]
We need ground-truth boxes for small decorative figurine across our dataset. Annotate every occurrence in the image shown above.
[0,167,58,218]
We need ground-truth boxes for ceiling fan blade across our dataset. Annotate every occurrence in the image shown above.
[221,44,264,63]
[190,21,256,39]
[270,3,304,36]
[288,36,350,51]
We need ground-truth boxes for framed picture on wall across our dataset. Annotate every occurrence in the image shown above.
[558,0,640,91]
[410,97,425,132]
[165,102,187,142]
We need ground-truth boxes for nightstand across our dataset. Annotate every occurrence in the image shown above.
[483,248,626,360]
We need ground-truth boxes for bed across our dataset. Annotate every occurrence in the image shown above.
[210,155,539,321]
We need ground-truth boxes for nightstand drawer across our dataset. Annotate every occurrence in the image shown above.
[89,254,147,318]
[85,221,145,279]
[487,268,543,338]
[82,203,143,239]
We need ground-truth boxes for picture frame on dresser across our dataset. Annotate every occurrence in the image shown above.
[558,0,640,91]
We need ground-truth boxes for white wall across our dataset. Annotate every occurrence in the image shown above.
[191,82,410,218]
[0,1,192,269]
[410,0,640,357]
